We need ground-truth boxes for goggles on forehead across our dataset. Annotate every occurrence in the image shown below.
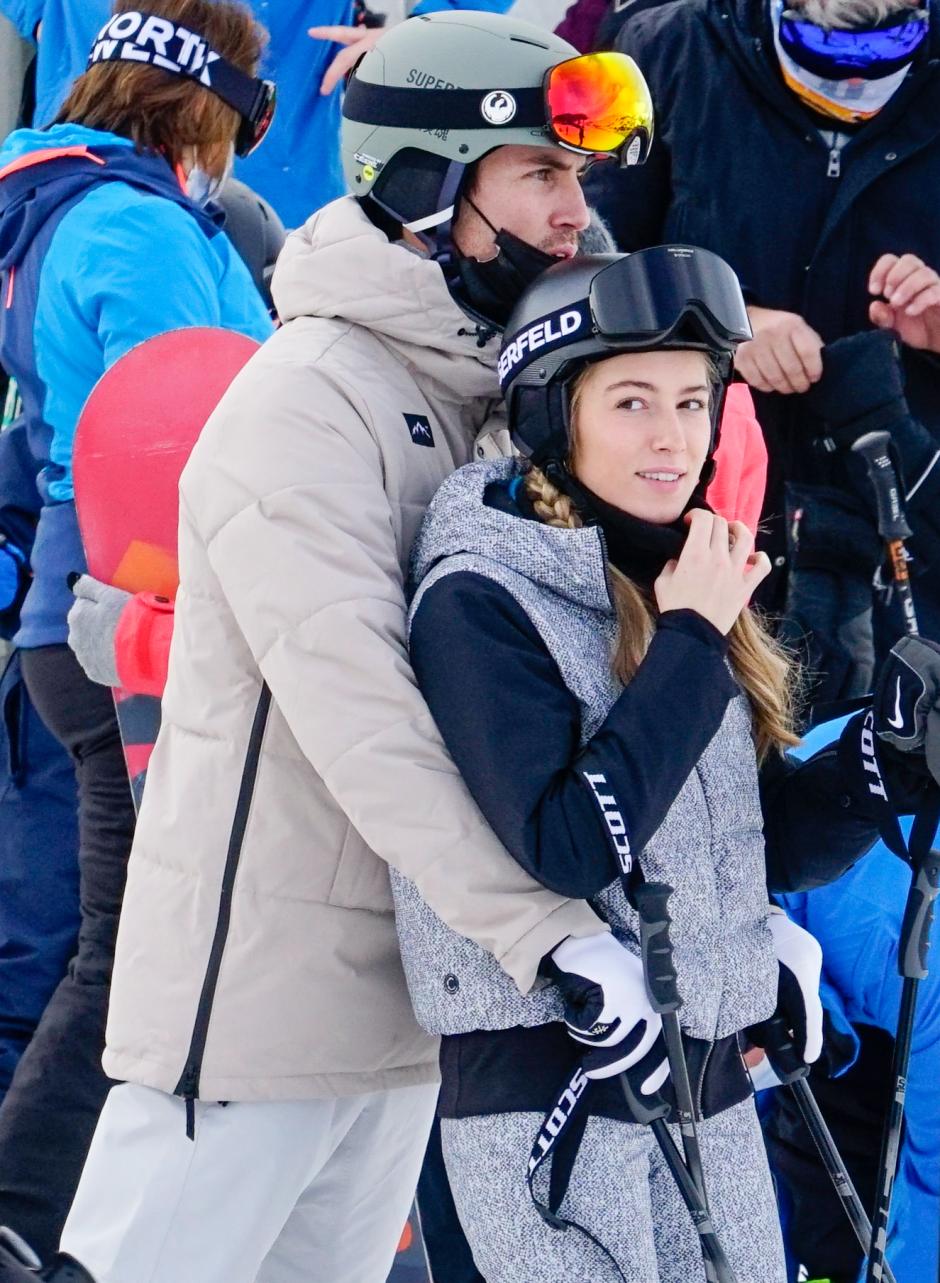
[498,246,751,397]
[588,245,751,353]
[778,6,929,80]
[343,51,653,166]
[88,10,276,156]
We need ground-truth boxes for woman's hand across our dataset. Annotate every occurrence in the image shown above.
[654,509,771,634]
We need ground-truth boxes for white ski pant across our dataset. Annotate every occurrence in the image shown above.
[60,1080,439,1283]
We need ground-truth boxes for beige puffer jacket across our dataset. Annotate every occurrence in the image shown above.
[103,197,605,1102]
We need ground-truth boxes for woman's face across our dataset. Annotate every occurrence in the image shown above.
[570,349,713,524]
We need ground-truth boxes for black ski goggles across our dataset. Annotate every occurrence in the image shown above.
[590,245,752,350]
[343,51,653,166]
[498,245,751,396]
[88,10,276,156]
[778,5,929,80]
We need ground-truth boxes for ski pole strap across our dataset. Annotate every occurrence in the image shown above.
[524,1066,634,1283]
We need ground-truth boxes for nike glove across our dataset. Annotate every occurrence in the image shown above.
[874,634,940,788]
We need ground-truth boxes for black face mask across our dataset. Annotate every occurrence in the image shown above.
[455,229,558,329]
[451,193,559,328]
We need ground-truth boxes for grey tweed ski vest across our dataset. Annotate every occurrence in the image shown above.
[392,459,777,1042]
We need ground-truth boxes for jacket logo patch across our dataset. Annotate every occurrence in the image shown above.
[404,413,435,448]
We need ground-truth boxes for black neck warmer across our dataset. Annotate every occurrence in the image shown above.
[580,484,688,590]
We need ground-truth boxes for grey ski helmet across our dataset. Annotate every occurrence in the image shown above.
[340,11,653,239]
[499,245,752,467]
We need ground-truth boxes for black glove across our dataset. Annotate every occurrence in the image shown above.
[805,331,940,520]
[874,635,940,787]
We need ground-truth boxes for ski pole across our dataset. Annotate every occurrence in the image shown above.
[851,431,916,636]
[852,430,940,1283]
[635,882,711,1207]
[760,1016,898,1283]
[619,1072,737,1283]
[626,880,739,1283]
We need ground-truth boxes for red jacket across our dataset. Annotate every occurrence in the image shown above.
[114,384,768,697]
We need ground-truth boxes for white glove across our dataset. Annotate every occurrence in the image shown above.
[767,907,825,1065]
[67,575,131,688]
[550,932,669,1090]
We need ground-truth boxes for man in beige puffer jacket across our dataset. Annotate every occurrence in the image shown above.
[47,14,658,1283]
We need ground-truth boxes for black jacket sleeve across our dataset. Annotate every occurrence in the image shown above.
[409,571,739,899]
[760,745,879,893]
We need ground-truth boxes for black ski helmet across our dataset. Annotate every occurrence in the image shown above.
[499,245,751,468]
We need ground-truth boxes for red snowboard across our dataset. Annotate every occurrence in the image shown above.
[72,326,260,809]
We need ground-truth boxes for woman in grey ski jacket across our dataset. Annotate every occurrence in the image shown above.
[390,249,928,1283]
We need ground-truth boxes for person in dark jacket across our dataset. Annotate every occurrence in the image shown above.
[769,732,939,1283]
[0,0,272,1260]
[390,247,938,1282]
[0,420,79,1110]
[587,0,940,693]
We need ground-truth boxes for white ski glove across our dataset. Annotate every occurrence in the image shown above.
[550,932,669,1090]
[766,907,825,1065]
[67,575,131,688]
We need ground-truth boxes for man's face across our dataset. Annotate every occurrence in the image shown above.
[451,144,592,263]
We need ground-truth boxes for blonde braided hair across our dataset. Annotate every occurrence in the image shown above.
[521,460,799,763]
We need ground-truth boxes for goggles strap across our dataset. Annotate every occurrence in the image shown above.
[89,11,267,127]
[343,79,545,132]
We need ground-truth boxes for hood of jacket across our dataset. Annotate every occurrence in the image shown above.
[271,196,502,404]
[411,457,613,614]
[0,124,222,272]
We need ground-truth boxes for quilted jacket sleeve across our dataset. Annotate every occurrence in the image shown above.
[183,351,606,994]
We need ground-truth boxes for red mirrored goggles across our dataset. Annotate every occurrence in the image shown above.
[545,52,654,165]
[343,50,653,168]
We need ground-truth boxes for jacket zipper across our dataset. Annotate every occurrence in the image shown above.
[827,147,842,179]
[695,1036,715,1121]
[173,682,272,1138]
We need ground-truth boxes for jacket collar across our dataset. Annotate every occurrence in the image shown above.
[0,124,222,272]
[411,458,613,614]
[271,197,502,404]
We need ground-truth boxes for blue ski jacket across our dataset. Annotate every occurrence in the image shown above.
[780,717,940,1283]
[0,0,514,230]
[0,123,272,649]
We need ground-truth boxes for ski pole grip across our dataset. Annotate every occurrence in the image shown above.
[635,881,681,1014]
[899,848,940,980]
[851,431,913,542]
[759,1014,810,1086]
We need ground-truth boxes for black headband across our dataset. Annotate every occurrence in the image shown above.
[88,10,267,127]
